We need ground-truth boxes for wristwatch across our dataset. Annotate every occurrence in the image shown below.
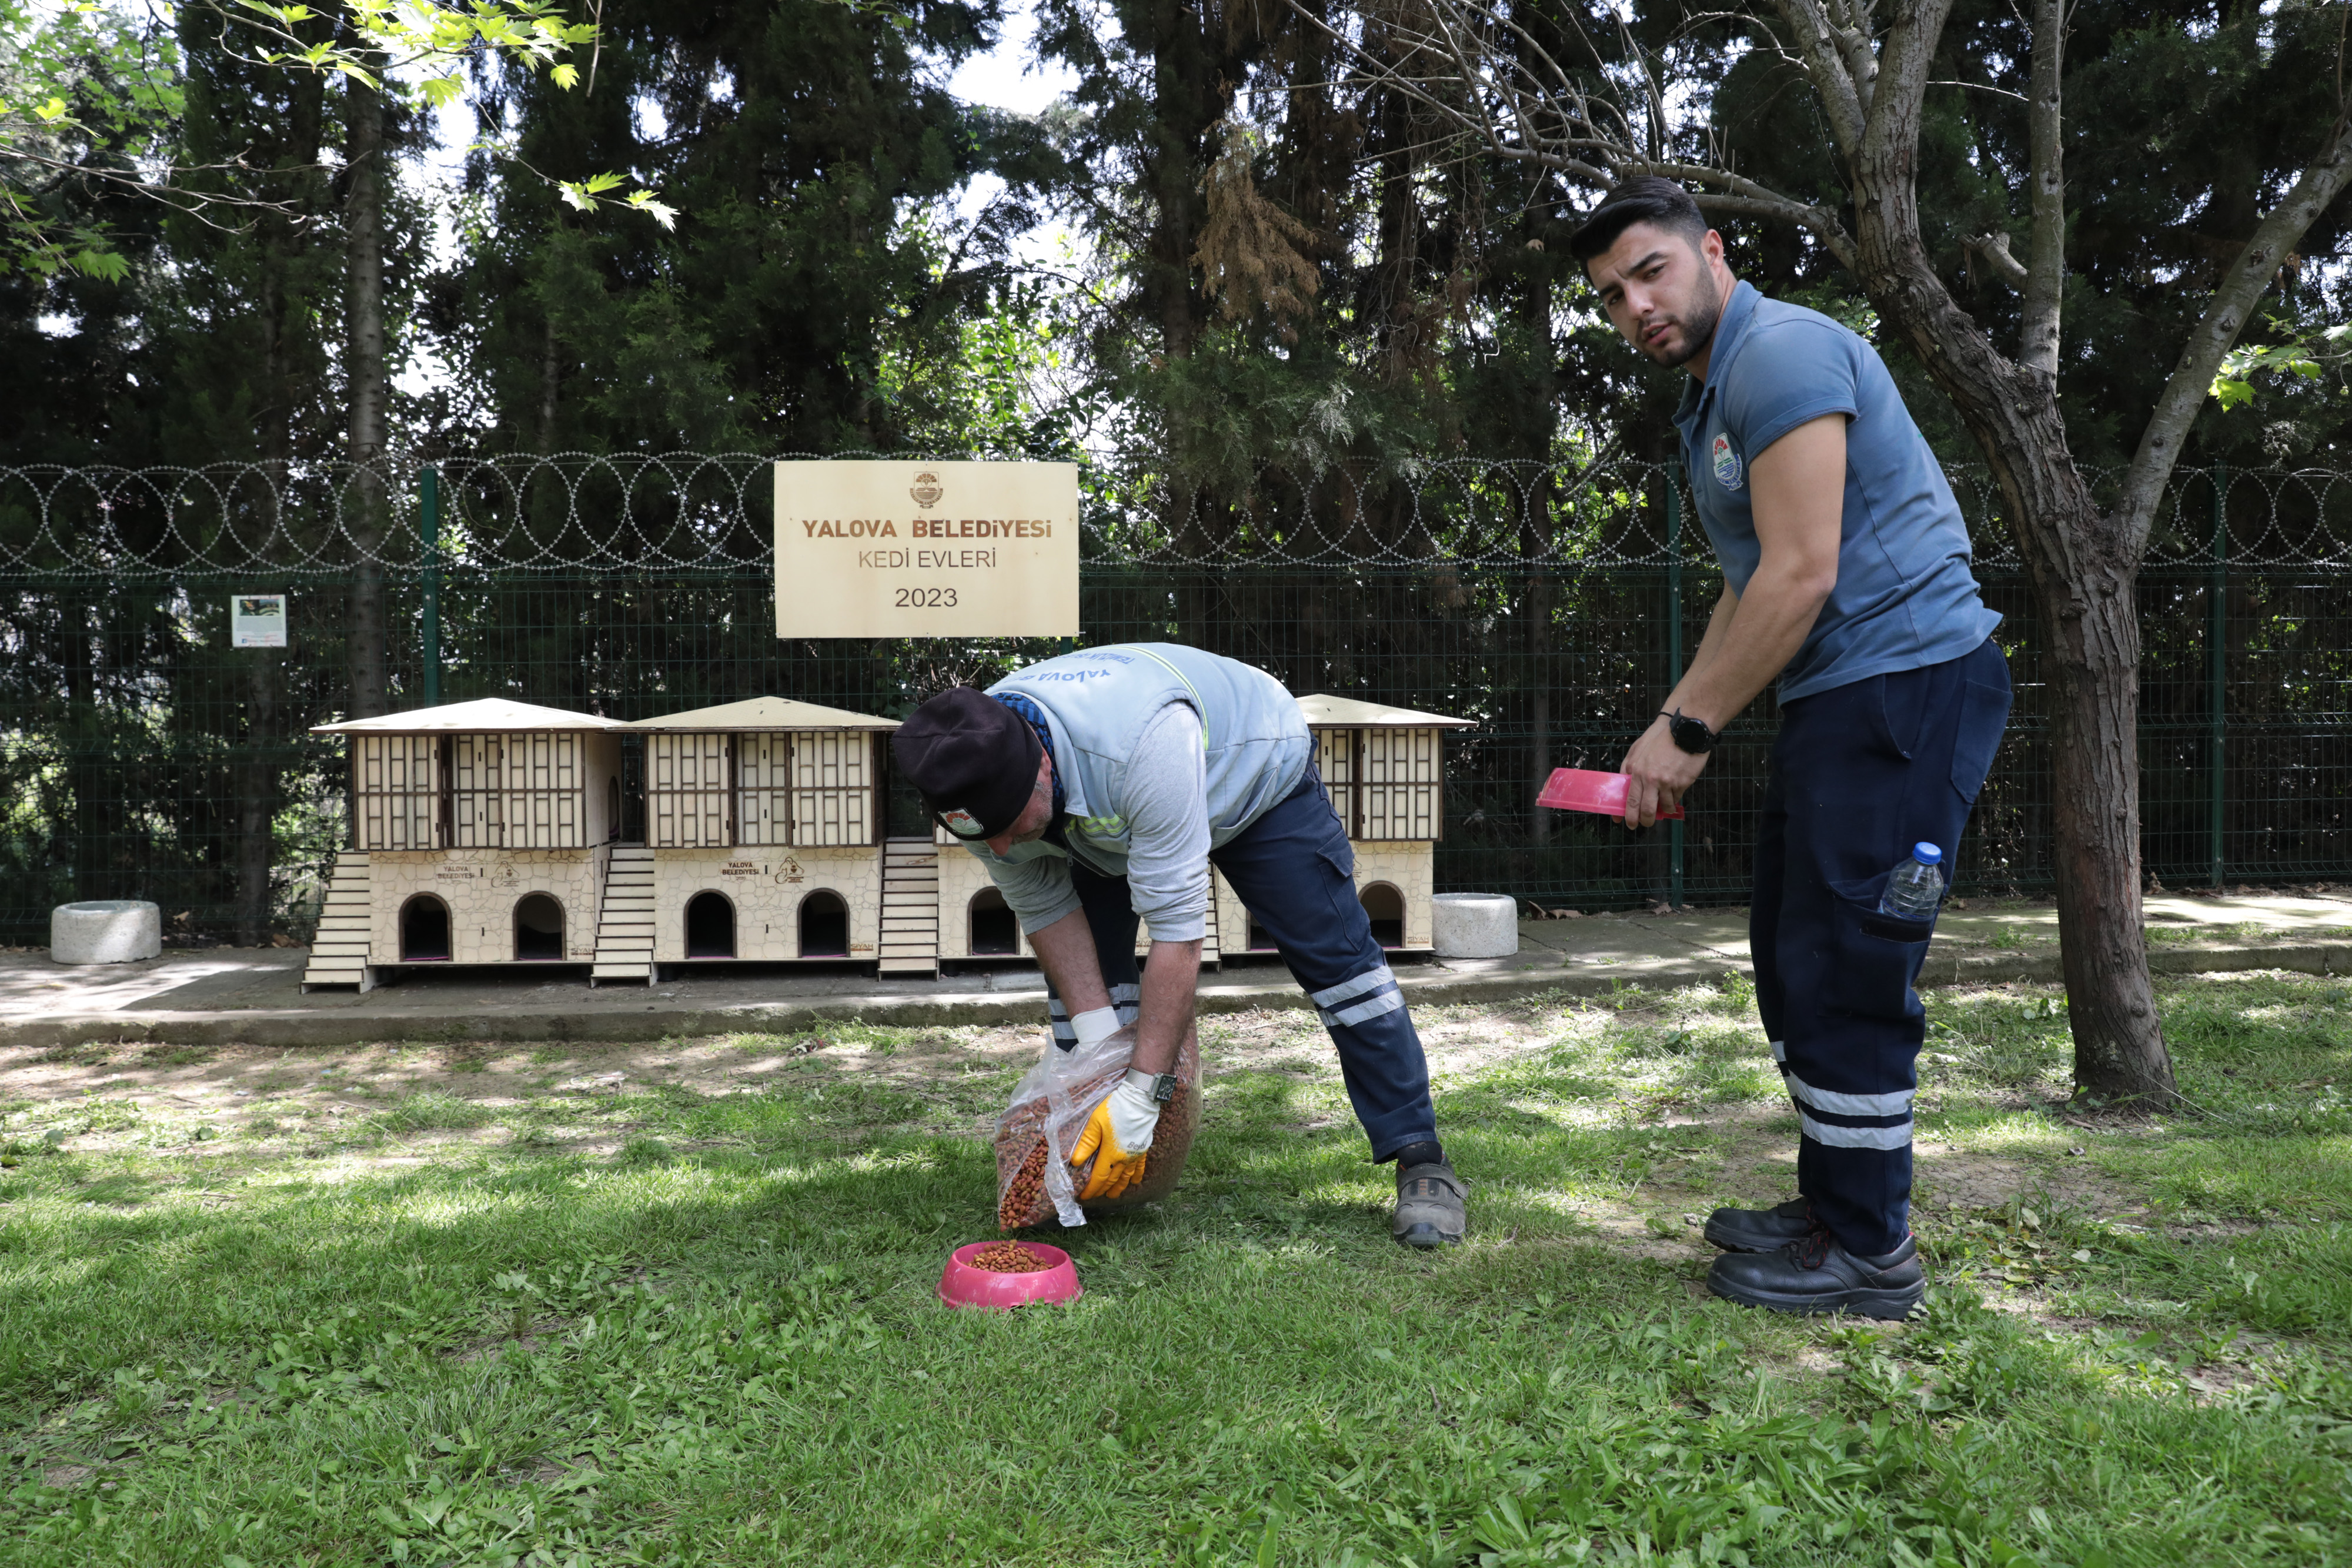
[1124,1068,1181,1105]
[1662,708,1718,755]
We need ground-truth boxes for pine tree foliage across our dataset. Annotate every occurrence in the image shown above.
[1192,120,1321,342]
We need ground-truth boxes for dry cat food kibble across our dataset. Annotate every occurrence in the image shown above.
[997,1136,1051,1229]
[968,1241,1054,1273]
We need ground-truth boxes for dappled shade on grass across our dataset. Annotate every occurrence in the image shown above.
[0,975,2346,1563]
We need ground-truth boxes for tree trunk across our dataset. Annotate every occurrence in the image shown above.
[1144,0,1213,362]
[235,652,280,944]
[539,310,562,454]
[1861,256,2178,1102]
[65,600,109,901]
[2000,454,2178,1102]
[345,63,390,718]
[1876,387,2177,1104]
[1832,4,2177,1103]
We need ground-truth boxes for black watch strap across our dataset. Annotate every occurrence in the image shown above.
[1148,1072,1180,1105]
[1662,709,1718,754]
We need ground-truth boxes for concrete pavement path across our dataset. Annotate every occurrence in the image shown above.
[1,891,2346,1049]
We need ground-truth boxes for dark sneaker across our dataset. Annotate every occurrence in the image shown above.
[1706,1230,1925,1320]
[1703,1197,1816,1253]
[1392,1161,1466,1249]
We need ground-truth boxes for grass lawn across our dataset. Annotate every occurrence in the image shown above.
[1,971,2348,1566]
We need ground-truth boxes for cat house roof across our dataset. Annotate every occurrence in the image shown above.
[627,697,901,733]
[1294,694,1474,729]
[312,698,629,734]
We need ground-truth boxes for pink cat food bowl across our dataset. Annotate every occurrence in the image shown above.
[1538,767,1685,820]
[937,1241,1083,1310]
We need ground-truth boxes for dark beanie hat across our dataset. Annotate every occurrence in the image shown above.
[893,687,1042,840]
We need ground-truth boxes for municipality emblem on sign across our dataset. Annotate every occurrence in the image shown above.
[1711,433,1743,490]
[910,472,944,509]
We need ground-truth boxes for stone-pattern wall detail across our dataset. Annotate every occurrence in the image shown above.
[649,846,883,961]
[932,840,1431,957]
[369,844,612,963]
[934,845,1034,959]
[1351,842,1434,949]
[1208,844,1431,954]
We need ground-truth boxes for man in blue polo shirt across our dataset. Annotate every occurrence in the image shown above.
[1573,178,2013,1318]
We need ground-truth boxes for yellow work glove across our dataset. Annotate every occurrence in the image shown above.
[1070,1069,1164,1202]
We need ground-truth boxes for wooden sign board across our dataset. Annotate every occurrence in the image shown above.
[773,460,1080,638]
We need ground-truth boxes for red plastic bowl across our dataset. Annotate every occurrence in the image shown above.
[1538,767,1684,820]
[937,1242,1083,1310]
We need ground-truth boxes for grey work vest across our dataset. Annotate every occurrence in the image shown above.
[982,643,1312,878]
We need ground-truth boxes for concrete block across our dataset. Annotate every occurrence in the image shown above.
[1432,893,1518,959]
[52,900,162,964]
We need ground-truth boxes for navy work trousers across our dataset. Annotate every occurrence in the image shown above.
[1042,770,1439,1160]
[1752,637,2013,1255]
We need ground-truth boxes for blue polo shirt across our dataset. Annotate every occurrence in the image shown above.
[1672,280,1999,701]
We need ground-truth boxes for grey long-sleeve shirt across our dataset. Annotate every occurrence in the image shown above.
[972,701,1214,941]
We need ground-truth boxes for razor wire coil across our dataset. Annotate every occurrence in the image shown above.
[4,453,2346,576]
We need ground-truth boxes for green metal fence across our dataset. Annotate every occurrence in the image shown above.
[2,454,2346,945]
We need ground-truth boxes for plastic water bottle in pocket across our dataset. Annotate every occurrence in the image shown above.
[1879,842,1945,920]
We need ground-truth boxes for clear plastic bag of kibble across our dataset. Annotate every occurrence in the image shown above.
[992,1023,1201,1227]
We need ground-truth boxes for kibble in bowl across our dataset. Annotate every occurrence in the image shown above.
[969,1240,1053,1273]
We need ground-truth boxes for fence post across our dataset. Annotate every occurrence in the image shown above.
[1666,460,1685,910]
[2208,462,2227,888]
[420,464,441,708]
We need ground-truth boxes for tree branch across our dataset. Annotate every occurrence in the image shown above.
[2117,106,2352,550]
[1292,0,1857,268]
[1855,0,1953,177]
[1822,0,1882,121]
[1689,185,1857,269]
[1767,0,1869,161]
[2020,0,2065,380]
[1964,229,2030,288]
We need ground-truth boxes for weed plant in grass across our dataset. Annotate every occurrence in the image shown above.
[0,976,2346,1563]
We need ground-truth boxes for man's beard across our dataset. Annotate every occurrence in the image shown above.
[1646,266,1724,368]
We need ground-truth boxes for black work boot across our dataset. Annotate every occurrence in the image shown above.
[1703,1197,1816,1253]
[1706,1229,1925,1319]
[1392,1160,1467,1249]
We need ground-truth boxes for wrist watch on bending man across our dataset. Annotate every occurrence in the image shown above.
[1662,708,1719,755]
[1124,1068,1180,1105]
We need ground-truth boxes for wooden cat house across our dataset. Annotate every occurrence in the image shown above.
[1269,694,1474,956]
[609,698,906,984]
[302,698,630,991]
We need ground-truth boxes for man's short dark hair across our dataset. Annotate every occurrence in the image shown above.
[1568,177,1709,264]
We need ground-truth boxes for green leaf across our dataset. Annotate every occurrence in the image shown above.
[550,62,579,89]
[626,192,678,229]
[69,248,128,282]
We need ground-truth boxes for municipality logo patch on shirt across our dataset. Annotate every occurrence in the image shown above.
[1712,433,1743,490]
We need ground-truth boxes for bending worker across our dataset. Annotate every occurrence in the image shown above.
[892,644,1467,1248]
[1575,178,2013,1317]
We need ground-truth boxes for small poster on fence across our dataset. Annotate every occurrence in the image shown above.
[231,593,288,648]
